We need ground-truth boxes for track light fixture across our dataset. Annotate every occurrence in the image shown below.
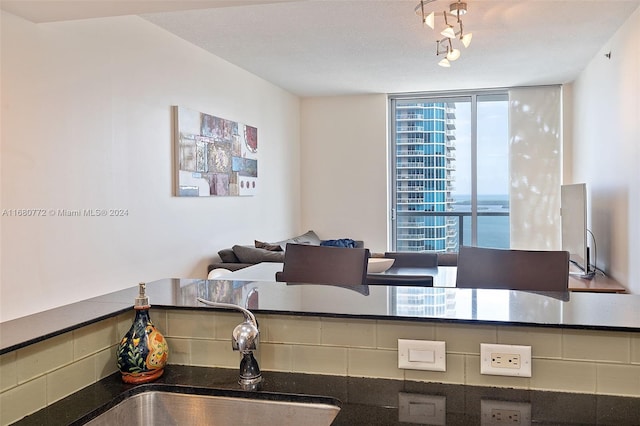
[436,38,460,67]
[415,0,473,67]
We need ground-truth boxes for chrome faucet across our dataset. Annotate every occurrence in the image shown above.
[196,298,262,390]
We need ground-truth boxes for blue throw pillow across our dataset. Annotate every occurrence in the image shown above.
[320,238,358,248]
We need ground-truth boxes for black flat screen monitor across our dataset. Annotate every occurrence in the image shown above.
[561,183,590,274]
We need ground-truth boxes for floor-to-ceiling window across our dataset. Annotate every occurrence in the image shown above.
[390,91,509,253]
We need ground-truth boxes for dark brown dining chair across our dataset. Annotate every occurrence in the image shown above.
[275,243,370,286]
[455,246,570,292]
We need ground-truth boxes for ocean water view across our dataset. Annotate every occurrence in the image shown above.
[454,194,510,249]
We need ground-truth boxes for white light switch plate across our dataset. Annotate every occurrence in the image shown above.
[398,339,446,371]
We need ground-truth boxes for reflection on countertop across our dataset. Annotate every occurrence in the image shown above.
[12,365,640,426]
[2,277,640,354]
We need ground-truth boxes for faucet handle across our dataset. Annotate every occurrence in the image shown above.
[196,298,258,327]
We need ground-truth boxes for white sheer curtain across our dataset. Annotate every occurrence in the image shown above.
[509,86,562,250]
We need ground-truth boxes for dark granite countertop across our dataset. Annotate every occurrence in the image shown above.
[13,365,640,425]
[3,278,640,354]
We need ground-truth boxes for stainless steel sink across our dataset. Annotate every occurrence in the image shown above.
[81,388,340,426]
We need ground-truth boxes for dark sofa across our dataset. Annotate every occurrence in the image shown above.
[208,230,364,274]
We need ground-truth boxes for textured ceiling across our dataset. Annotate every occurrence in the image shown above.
[3,0,639,97]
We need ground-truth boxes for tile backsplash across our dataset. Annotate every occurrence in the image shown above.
[1,309,639,425]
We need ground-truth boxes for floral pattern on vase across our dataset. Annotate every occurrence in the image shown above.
[116,308,168,384]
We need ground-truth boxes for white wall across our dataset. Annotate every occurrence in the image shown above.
[300,95,388,253]
[570,7,640,293]
[0,12,301,321]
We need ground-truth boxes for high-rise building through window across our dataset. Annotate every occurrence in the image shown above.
[394,101,458,253]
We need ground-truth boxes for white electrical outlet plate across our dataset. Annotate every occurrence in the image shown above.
[398,339,446,371]
[480,343,531,377]
[480,400,531,425]
[399,393,446,425]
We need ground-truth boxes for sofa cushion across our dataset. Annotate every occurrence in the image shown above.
[254,240,283,251]
[232,245,285,263]
[274,230,322,250]
[218,248,240,263]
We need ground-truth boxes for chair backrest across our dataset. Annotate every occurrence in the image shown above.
[383,251,438,268]
[276,243,370,286]
[455,246,570,292]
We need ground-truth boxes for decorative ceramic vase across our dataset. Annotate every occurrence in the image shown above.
[116,283,169,384]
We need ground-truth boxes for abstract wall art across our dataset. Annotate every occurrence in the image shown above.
[173,106,258,197]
